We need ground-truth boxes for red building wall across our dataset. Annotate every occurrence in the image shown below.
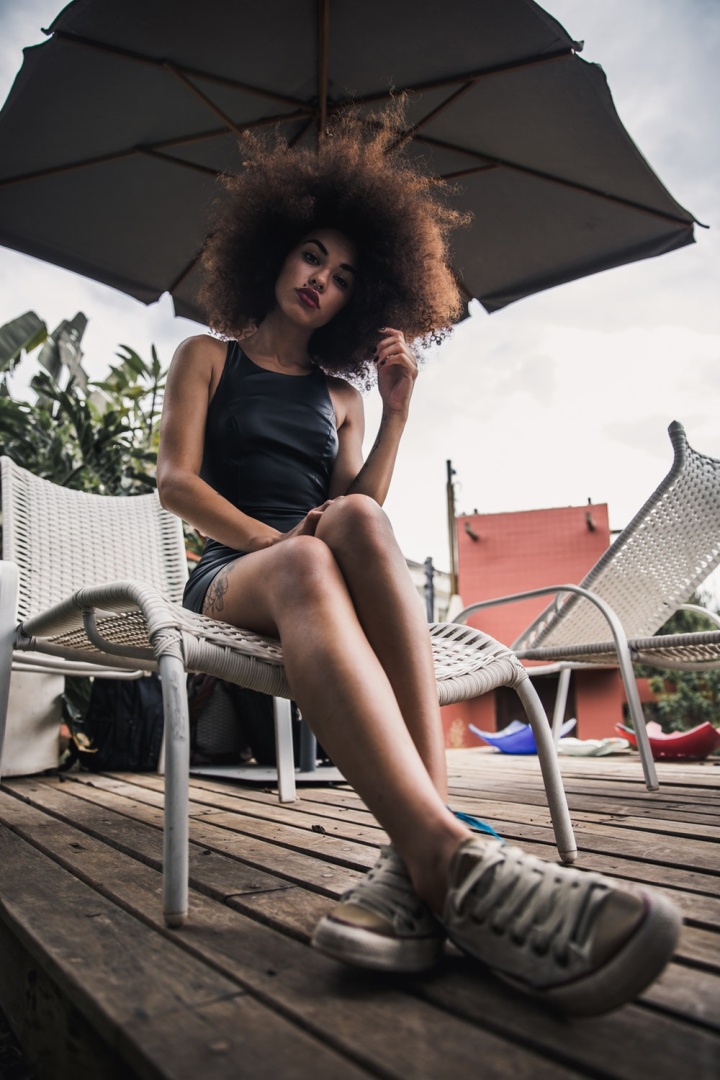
[440,503,630,747]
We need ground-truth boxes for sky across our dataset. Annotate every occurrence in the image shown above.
[1,0,719,601]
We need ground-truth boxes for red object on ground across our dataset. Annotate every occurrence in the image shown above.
[616,720,720,760]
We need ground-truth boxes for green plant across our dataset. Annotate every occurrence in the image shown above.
[648,669,720,733]
[0,318,204,738]
[634,596,720,734]
[0,344,165,495]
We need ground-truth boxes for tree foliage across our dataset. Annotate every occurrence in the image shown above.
[638,598,720,734]
[0,323,203,739]
[0,344,165,496]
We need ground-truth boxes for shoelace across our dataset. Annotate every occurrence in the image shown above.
[450,808,504,843]
[341,846,429,931]
[450,842,609,962]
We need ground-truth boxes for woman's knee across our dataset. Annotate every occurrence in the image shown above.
[270,534,342,604]
[317,494,391,551]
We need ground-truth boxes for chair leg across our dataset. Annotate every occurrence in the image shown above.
[515,677,577,864]
[158,654,190,928]
[552,667,572,744]
[614,642,659,792]
[0,563,19,780]
[299,718,317,773]
[273,697,297,803]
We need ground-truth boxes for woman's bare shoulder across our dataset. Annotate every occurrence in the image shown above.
[325,374,363,427]
[168,334,228,389]
[326,373,362,403]
[172,333,227,366]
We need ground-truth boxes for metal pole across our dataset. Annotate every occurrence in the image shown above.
[424,557,435,622]
[446,460,458,596]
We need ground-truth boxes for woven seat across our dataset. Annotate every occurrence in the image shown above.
[0,456,575,926]
[455,422,720,792]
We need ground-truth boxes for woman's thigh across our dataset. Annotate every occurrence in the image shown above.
[200,535,340,636]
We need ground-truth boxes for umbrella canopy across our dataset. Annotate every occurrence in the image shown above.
[0,0,698,322]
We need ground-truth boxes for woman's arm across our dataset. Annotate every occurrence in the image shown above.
[157,336,284,551]
[328,328,417,505]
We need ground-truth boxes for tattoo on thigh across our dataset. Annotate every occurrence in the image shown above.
[203,563,233,618]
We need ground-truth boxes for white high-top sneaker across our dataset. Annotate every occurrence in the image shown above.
[442,837,681,1016]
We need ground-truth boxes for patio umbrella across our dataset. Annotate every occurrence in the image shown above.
[0,0,698,322]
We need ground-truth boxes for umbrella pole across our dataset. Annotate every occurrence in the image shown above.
[317,0,330,136]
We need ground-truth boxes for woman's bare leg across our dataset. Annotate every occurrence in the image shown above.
[314,495,448,797]
[201,534,467,911]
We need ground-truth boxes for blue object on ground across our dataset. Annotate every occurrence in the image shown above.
[469,718,576,755]
[450,809,505,843]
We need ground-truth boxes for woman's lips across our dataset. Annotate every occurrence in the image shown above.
[296,288,320,310]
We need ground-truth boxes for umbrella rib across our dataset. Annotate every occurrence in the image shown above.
[164,63,249,137]
[155,110,313,150]
[317,0,330,135]
[419,136,696,228]
[386,80,477,154]
[289,117,316,148]
[338,47,575,109]
[0,110,311,190]
[139,149,219,178]
[0,148,142,189]
[169,250,204,295]
[50,30,308,109]
[435,164,501,182]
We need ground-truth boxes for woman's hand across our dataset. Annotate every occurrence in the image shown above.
[270,501,336,544]
[374,327,418,416]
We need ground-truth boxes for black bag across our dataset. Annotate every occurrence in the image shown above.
[79,673,165,772]
[188,676,298,766]
[188,674,253,765]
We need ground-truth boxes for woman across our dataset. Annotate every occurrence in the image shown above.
[157,110,679,1015]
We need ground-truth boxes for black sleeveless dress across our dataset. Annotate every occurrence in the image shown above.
[182,341,339,613]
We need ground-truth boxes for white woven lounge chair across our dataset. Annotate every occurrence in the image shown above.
[0,456,576,927]
[454,422,720,792]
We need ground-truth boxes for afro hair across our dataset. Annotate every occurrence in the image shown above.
[199,102,469,382]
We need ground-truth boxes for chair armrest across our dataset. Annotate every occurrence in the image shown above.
[452,585,581,650]
[452,584,627,654]
[679,604,720,629]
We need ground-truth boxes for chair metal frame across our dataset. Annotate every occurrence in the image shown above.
[0,456,576,928]
[454,422,720,793]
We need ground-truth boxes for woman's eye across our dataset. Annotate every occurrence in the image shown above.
[334,275,348,290]
[303,250,319,264]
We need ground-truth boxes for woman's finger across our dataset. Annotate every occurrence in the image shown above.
[378,345,418,371]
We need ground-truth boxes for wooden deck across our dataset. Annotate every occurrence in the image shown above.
[0,749,718,1080]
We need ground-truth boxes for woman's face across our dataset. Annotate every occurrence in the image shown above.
[274,228,357,329]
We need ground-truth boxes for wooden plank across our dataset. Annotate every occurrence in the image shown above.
[410,956,720,1080]
[176,773,720,830]
[13,775,720,940]
[3,780,363,900]
[59,774,383,866]
[0,917,136,1080]
[62,773,720,880]
[446,759,720,794]
[57,775,720,902]
[0,793,585,1080]
[448,780,720,814]
[6,779,718,983]
[447,750,720,790]
[0,824,366,1080]
[641,962,720,1032]
[451,760,720,794]
[107,771,720,870]
[92,772,391,847]
[9,795,719,1080]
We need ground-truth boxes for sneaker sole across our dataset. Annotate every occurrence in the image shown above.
[487,890,682,1017]
[311,916,444,974]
